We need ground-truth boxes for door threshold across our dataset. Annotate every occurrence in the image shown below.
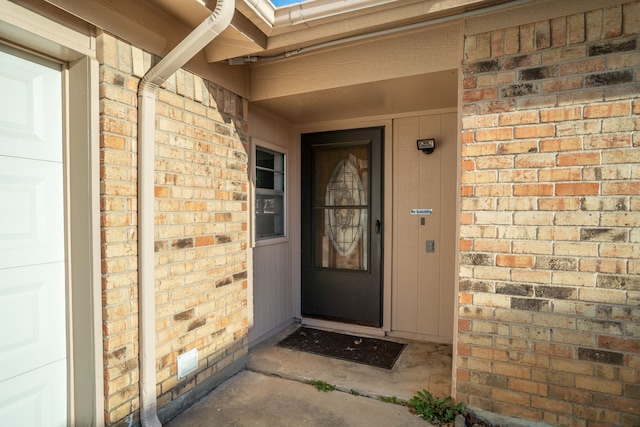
[301,317,386,338]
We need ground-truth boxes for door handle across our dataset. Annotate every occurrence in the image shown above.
[375,219,381,234]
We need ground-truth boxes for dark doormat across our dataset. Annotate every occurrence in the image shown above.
[276,327,406,370]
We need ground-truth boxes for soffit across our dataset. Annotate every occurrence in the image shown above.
[251,69,458,125]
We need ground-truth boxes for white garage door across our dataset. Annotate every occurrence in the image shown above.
[0,46,67,427]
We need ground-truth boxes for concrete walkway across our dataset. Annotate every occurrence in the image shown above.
[167,325,451,426]
[166,370,431,427]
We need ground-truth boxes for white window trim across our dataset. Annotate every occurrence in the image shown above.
[251,137,289,247]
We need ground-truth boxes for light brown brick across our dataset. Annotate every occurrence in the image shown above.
[497,197,537,211]
[494,336,531,352]
[462,114,499,129]
[555,119,601,136]
[477,71,516,87]
[514,184,554,196]
[541,76,583,93]
[496,255,534,268]
[603,148,640,164]
[551,358,594,376]
[585,133,632,149]
[476,128,514,141]
[531,395,573,414]
[539,167,581,181]
[539,137,581,152]
[540,107,582,123]
[488,30,504,57]
[579,288,626,305]
[461,170,497,184]
[538,197,581,211]
[499,111,539,126]
[497,140,538,155]
[543,45,586,64]
[584,102,631,118]
[604,5,623,38]
[575,376,622,395]
[472,346,509,361]
[493,362,531,379]
[555,182,600,196]
[492,388,531,406]
[504,26,520,55]
[464,88,499,103]
[514,153,556,168]
[567,13,586,45]
[624,1,640,35]
[551,270,595,287]
[586,9,604,41]
[511,269,552,284]
[512,211,553,226]
[476,156,513,169]
[461,143,498,157]
[550,16,567,48]
[602,182,640,197]
[514,124,555,139]
[557,152,601,167]
[515,22,534,52]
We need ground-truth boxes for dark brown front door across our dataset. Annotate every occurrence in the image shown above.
[301,127,383,327]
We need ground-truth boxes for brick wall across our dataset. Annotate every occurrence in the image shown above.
[459,2,640,426]
[98,32,249,426]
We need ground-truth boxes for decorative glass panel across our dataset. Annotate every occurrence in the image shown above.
[325,159,365,256]
[313,144,369,271]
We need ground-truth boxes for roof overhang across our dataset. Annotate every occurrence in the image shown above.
[36,0,522,123]
[40,0,518,64]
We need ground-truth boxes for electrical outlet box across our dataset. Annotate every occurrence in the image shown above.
[177,348,198,379]
[426,240,435,253]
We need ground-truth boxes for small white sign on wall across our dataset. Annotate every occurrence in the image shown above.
[410,209,433,215]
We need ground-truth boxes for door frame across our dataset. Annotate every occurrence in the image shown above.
[0,3,104,425]
[301,127,384,327]
[293,119,393,336]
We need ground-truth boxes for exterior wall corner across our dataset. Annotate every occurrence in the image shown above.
[97,32,249,426]
[457,2,640,426]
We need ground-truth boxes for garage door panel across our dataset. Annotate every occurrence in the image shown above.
[0,49,62,163]
[0,44,67,427]
[0,157,64,269]
[0,359,67,427]
[0,263,66,382]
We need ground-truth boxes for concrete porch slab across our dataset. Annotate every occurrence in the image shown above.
[166,324,452,426]
[248,324,453,402]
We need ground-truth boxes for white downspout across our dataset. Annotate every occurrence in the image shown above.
[137,1,234,426]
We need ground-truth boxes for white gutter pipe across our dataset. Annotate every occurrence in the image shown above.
[276,0,398,27]
[137,1,234,426]
[241,0,275,29]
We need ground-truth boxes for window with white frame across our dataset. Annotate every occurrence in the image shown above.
[255,145,285,240]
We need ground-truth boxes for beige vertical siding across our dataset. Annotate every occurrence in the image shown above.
[392,111,458,342]
[247,107,296,345]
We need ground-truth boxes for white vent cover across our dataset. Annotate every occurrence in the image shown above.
[177,348,198,379]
